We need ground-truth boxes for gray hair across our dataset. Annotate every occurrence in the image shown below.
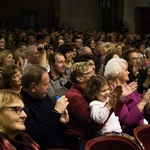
[104,58,127,79]
[144,47,150,57]
[22,64,47,89]
[26,45,37,56]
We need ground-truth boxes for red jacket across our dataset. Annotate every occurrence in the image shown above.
[65,84,100,143]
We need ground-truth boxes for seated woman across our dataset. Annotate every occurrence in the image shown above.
[104,58,150,136]
[0,49,14,76]
[63,62,100,150]
[1,65,22,92]
[0,89,40,149]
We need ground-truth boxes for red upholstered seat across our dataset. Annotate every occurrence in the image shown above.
[85,135,142,150]
[134,125,150,150]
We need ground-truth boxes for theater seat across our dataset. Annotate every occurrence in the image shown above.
[134,125,150,150]
[85,135,142,150]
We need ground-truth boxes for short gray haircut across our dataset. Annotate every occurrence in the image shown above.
[26,45,37,56]
[104,58,127,79]
[144,47,150,57]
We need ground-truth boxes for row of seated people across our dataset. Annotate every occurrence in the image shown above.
[0,59,150,149]
[0,28,150,149]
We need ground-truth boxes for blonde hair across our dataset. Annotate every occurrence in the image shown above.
[0,50,12,67]
[69,62,91,83]
[0,89,23,127]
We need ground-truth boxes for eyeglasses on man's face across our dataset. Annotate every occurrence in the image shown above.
[2,106,28,115]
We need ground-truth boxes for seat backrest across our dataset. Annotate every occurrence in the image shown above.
[85,135,142,150]
[134,125,150,150]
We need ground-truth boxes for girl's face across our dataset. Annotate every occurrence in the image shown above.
[96,84,111,102]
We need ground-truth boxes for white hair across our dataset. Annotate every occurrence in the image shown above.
[104,58,127,79]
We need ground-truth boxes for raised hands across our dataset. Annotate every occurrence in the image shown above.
[120,81,137,101]
[107,86,122,109]
[142,89,150,104]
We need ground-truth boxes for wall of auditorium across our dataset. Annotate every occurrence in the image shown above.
[124,0,150,33]
[0,0,150,34]
[60,0,102,32]
[0,0,50,29]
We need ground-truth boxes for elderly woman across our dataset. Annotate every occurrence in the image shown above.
[0,89,40,149]
[104,58,150,136]
[63,62,100,150]
[1,65,22,92]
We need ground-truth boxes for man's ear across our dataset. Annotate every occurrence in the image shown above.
[50,62,54,68]
[76,76,83,83]
[30,82,36,92]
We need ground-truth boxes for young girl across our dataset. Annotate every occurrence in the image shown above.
[85,75,123,135]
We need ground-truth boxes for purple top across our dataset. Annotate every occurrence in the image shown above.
[117,90,144,128]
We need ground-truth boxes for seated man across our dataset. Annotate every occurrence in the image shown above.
[47,52,69,103]
[24,44,49,71]
[21,64,69,149]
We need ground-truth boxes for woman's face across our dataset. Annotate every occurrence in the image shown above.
[117,62,129,84]
[96,84,110,102]
[65,51,73,62]
[8,34,13,41]
[128,52,140,67]
[1,99,27,138]
[3,53,14,67]
[10,70,22,87]
[81,67,95,88]
[90,40,95,49]
[0,38,5,49]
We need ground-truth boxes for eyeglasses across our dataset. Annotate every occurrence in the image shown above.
[2,106,28,115]
[130,57,140,61]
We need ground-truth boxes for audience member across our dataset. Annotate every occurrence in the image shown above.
[0,89,40,150]
[85,75,122,134]
[84,39,95,51]
[0,36,5,50]
[144,47,150,67]
[99,52,119,76]
[58,44,74,75]
[122,49,150,94]
[72,36,83,62]
[24,45,47,71]
[78,46,92,57]
[1,65,22,92]
[104,58,150,136]
[63,62,99,150]
[27,32,37,46]
[92,41,105,73]
[21,64,69,150]
[5,32,16,51]
[13,48,26,69]
[16,42,27,52]
[78,53,95,72]
[47,52,68,102]
[0,50,14,80]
